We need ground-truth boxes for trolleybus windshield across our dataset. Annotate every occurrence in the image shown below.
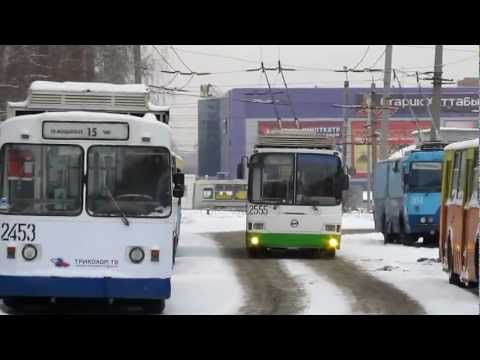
[249,153,343,206]
[296,154,342,206]
[0,144,83,215]
[408,162,442,193]
[86,146,172,218]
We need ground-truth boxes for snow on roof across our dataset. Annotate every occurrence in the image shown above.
[30,81,149,94]
[444,138,479,151]
[142,113,157,121]
[412,127,479,133]
[9,111,136,122]
[388,145,417,160]
[6,101,28,107]
[147,102,169,111]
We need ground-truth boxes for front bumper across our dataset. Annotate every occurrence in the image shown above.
[246,232,341,249]
[0,276,171,300]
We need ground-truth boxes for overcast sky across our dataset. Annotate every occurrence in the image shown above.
[151,45,479,152]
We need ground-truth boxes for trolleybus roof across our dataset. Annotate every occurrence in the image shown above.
[255,129,336,150]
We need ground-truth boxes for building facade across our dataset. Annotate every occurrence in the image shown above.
[197,86,479,207]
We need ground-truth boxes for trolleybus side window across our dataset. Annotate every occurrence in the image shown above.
[0,144,83,215]
[296,154,342,206]
[249,153,294,205]
[450,151,462,200]
[86,146,171,218]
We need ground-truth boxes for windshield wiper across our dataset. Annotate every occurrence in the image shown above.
[104,186,130,226]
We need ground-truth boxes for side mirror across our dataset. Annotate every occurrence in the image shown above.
[173,172,185,198]
[173,172,185,187]
[173,187,184,198]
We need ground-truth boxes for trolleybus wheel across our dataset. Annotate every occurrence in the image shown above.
[401,233,417,246]
[323,248,336,259]
[384,233,395,244]
[2,297,33,313]
[142,299,165,314]
[246,247,263,258]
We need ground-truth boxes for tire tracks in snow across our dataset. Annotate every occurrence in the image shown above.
[303,255,426,315]
[206,231,307,315]
[207,231,426,315]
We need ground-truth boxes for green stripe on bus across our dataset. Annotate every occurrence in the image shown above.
[246,232,341,249]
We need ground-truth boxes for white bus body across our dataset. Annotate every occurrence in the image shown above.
[0,111,182,311]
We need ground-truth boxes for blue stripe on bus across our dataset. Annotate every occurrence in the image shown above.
[0,276,170,300]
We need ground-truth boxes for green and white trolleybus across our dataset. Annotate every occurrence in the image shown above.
[246,130,349,258]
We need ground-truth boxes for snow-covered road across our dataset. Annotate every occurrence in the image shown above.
[0,210,477,315]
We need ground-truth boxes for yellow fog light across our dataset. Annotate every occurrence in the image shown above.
[250,236,259,246]
[328,238,338,248]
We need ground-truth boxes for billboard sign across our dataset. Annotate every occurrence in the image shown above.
[352,92,479,117]
[257,120,343,139]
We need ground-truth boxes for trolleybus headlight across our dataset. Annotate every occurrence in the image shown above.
[22,244,38,261]
[420,217,426,224]
[129,247,145,264]
[250,236,259,246]
[428,217,434,223]
[328,238,339,248]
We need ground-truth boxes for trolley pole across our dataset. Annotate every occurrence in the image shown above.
[134,45,142,84]
[380,45,393,159]
[430,45,443,142]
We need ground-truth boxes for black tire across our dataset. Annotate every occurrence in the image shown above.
[309,248,321,259]
[323,248,336,259]
[401,233,417,246]
[246,246,263,258]
[142,299,165,314]
[447,241,464,287]
[423,235,438,248]
[2,297,34,313]
[2,297,22,309]
[384,233,396,244]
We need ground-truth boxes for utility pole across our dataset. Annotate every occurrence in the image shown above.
[342,67,349,169]
[430,45,443,142]
[366,82,376,212]
[134,45,142,83]
[380,45,393,159]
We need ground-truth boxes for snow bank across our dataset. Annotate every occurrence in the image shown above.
[166,210,246,314]
[30,81,149,94]
[181,209,246,233]
[166,232,244,315]
[340,233,478,315]
[342,212,374,230]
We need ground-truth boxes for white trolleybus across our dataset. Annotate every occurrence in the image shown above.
[0,82,184,313]
[246,130,349,258]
